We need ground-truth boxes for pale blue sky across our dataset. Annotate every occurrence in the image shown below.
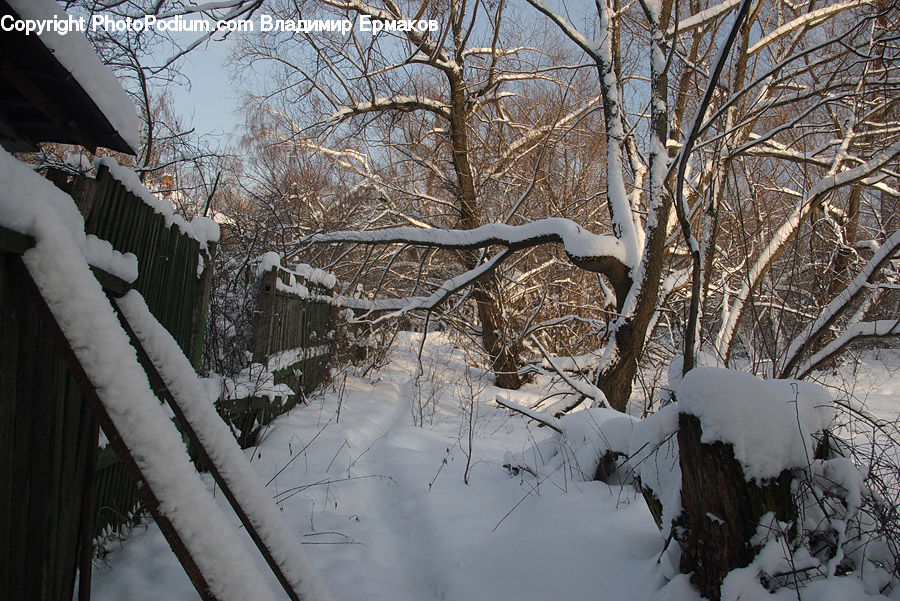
[163,32,244,141]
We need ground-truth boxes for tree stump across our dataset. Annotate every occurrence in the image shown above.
[674,413,795,601]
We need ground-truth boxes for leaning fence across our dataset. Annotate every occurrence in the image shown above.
[216,260,339,447]
[0,161,215,601]
[76,163,216,542]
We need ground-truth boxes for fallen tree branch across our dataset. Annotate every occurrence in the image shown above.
[529,334,612,410]
[494,395,562,432]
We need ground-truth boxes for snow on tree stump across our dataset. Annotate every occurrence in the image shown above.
[670,368,834,601]
[675,412,795,600]
[627,403,681,533]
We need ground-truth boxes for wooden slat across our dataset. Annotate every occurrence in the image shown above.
[45,342,67,600]
[11,260,39,600]
[113,298,305,601]
[0,254,18,600]
[77,416,100,601]
[12,257,219,601]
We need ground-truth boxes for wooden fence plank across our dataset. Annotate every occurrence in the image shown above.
[12,257,219,601]
[11,267,38,601]
[77,417,99,601]
[114,298,306,601]
[0,255,18,600]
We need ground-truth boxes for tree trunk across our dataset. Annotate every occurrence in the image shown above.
[597,321,639,411]
[448,71,523,389]
[473,282,522,389]
[674,413,795,601]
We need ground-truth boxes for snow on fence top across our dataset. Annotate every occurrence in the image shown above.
[257,251,338,296]
[7,0,141,154]
[95,158,220,249]
[2,147,278,601]
[676,367,834,481]
[0,148,137,282]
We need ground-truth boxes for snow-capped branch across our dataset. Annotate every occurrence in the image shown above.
[716,139,900,359]
[795,319,900,380]
[741,137,833,169]
[484,95,602,179]
[328,250,510,320]
[462,46,537,58]
[666,0,742,37]
[693,16,877,146]
[524,0,602,64]
[331,96,452,122]
[494,395,562,432]
[529,335,611,410]
[747,0,874,56]
[780,229,900,378]
[305,218,632,276]
[152,1,264,73]
[674,0,754,374]
[525,0,641,266]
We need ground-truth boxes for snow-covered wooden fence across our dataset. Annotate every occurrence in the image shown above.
[217,258,338,447]
[0,162,216,601]
[253,259,336,392]
[58,162,215,366]
[51,162,217,543]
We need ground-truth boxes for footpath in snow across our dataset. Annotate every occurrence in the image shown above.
[91,336,899,601]
[91,333,674,601]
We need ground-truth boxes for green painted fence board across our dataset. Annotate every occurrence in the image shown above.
[0,163,217,601]
[78,167,216,541]
[0,251,97,601]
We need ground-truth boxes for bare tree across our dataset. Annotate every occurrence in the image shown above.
[75,0,898,409]
[237,0,612,389]
[297,0,898,410]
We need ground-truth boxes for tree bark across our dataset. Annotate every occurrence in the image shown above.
[674,413,796,601]
[592,0,674,410]
[448,67,524,389]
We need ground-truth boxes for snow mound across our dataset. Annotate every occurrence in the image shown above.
[291,262,338,290]
[223,363,295,402]
[508,408,637,481]
[257,251,281,276]
[676,367,834,481]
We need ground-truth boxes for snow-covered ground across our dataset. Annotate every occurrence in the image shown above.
[813,346,900,419]
[90,335,899,601]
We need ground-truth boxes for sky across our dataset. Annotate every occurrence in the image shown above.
[158,30,245,142]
